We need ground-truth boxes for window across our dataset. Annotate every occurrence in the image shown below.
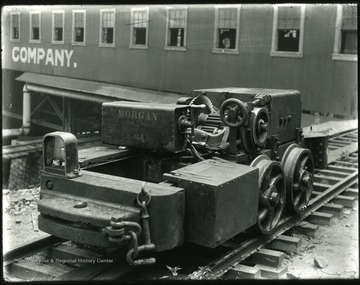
[52,11,64,44]
[30,12,41,43]
[213,5,240,54]
[165,7,188,51]
[72,10,86,45]
[271,5,305,58]
[10,12,20,41]
[333,4,357,61]
[100,9,115,47]
[130,8,149,48]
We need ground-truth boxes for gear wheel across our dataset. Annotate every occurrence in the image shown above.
[187,95,216,124]
[189,95,215,115]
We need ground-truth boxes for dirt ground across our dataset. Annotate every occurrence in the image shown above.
[282,203,359,279]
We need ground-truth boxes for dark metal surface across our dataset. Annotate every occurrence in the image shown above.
[163,158,259,248]
[102,102,188,152]
[38,170,185,251]
[304,135,328,169]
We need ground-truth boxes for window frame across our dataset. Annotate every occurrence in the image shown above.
[165,6,188,52]
[130,7,149,49]
[99,8,116,48]
[332,4,357,62]
[10,11,21,42]
[212,4,241,55]
[29,11,41,44]
[72,10,86,46]
[270,4,306,58]
[52,10,65,45]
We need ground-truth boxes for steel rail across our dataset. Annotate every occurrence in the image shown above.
[3,235,65,266]
[195,167,358,279]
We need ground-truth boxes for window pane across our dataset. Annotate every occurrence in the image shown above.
[54,13,63,27]
[218,28,236,49]
[169,9,185,28]
[169,28,184,47]
[102,12,114,28]
[75,27,84,42]
[11,14,19,39]
[277,29,299,52]
[341,30,357,54]
[134,11,146,27]
[12,14,19,27]
[55,27,63,41]
[74,13,84,28]
[32,14,39,27]
[134,27,146,44]
[218,8,237,29]
[102,27,113,43]
[278,6,301,29]
[32,27,40,40]
[342,5,357,30]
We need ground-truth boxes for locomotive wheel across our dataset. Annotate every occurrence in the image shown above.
[220,98,248,128]
[250,155,286,235]
[281,144,314,214]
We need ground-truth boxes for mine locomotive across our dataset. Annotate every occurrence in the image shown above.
[38,88,314,265]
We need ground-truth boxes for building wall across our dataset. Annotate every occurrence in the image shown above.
[2,4,357,117]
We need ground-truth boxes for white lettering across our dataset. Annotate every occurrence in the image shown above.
[37,48,45,64]
[11,47,75,68]
[12,46,19,62]
[20,47,27,63]
[64,50,73,67]
[45,49,54,66]
[27,48,37,64]
[55,49,64,67]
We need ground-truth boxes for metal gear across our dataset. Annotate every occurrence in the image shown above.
[189,95,215,114]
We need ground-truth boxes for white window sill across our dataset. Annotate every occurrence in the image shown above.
[270,51,303,58]
[130,45,148,50]
[332,53,357,62]
[10,38,20,43]
[52,41,64,45]
[99,43,115,48]
[212,48,239,55]
[72,42,86,46]
[165,46,187,52]
[29,40,41,44]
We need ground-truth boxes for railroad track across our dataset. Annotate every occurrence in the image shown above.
[3,129,358,281]
[187,129,358,280]
[3,237,136,281]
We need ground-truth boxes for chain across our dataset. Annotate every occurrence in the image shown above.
[104,182,156,266]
